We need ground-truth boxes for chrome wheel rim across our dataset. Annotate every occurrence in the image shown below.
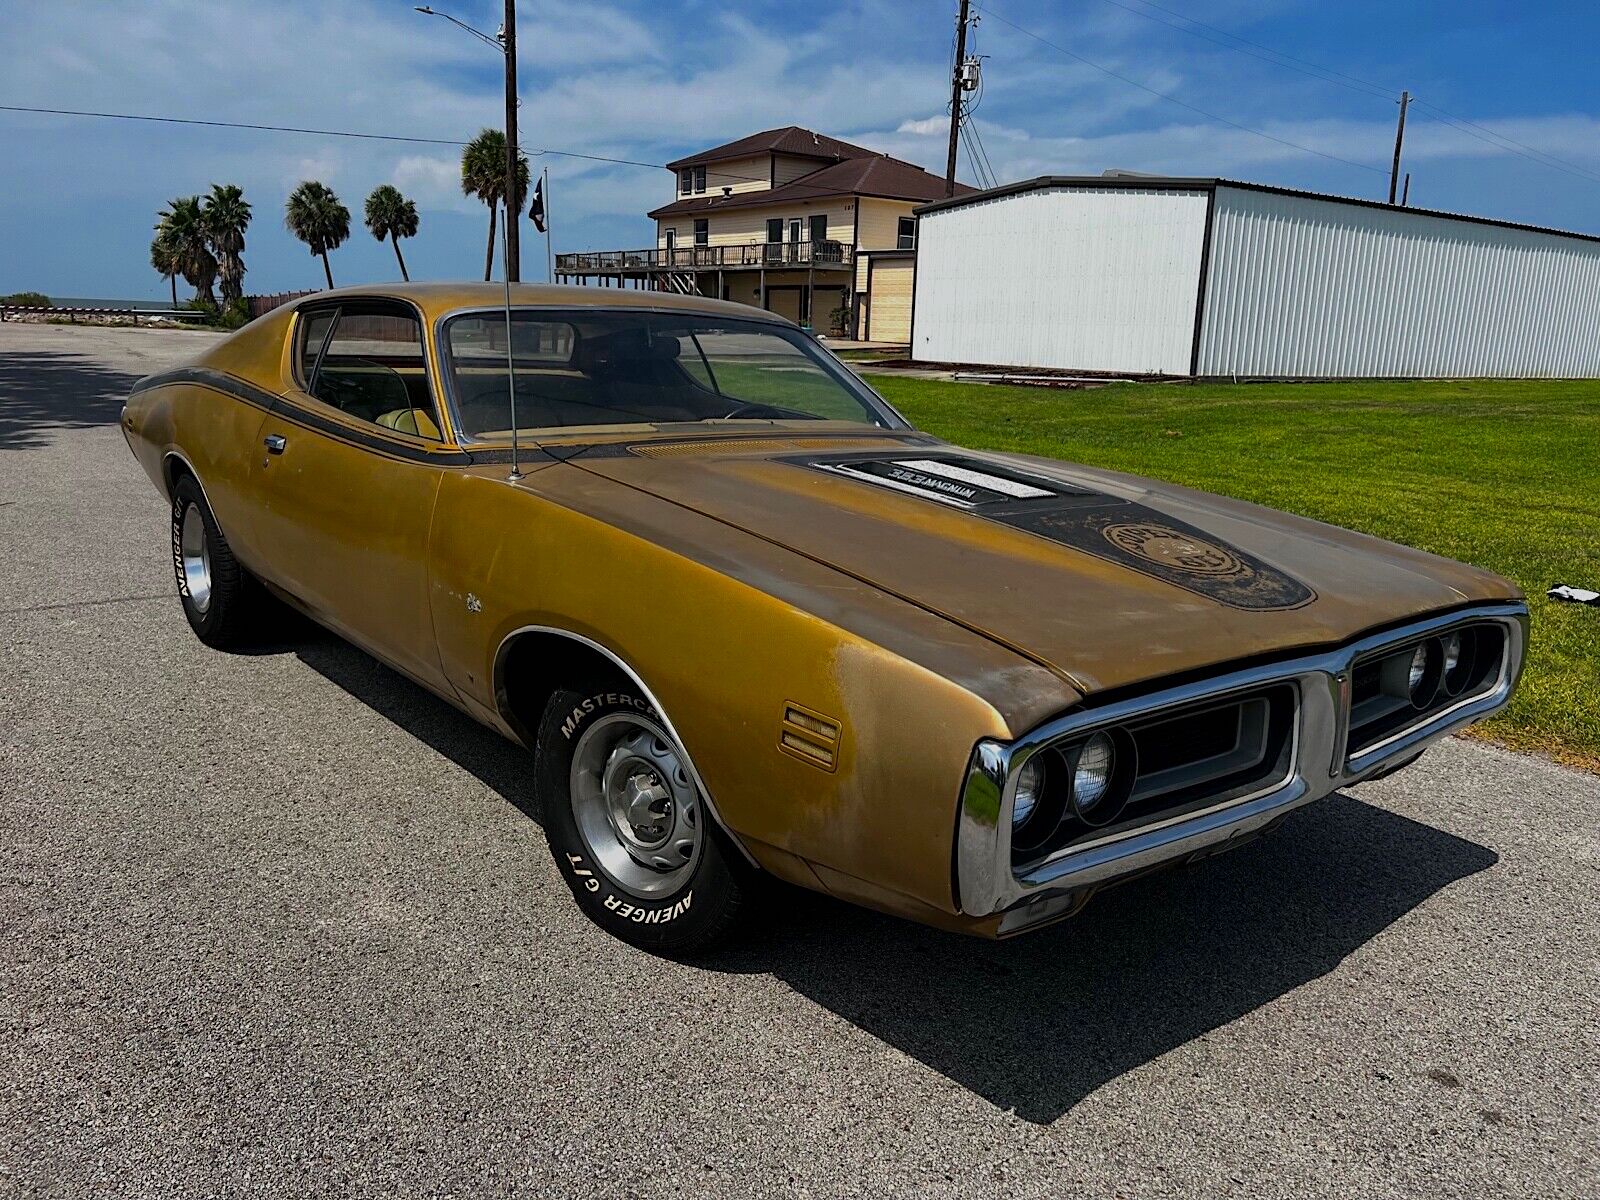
[179,502,213,614]
[570,712,701,899]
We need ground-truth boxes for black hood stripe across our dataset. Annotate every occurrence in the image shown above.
[796,453,1316,612]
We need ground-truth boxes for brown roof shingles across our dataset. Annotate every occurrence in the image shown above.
[648,153,974,220]
[664,126,881,169]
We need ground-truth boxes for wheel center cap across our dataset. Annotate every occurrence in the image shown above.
[615,769,671,847]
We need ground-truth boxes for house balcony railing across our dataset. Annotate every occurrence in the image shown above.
[555,240,855,275]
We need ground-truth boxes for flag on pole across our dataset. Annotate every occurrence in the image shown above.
[529,174,547,233]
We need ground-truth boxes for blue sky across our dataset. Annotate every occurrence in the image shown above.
[3,0,1598,300]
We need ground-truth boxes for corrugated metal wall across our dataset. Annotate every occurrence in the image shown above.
[913,187,1209,374]
[1199,186,1600,378]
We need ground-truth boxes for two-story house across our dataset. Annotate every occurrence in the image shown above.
[554,126,971,341]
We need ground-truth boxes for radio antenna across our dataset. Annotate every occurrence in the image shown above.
[501,194,522,481]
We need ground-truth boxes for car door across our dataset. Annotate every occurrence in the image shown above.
[250,298,457,692]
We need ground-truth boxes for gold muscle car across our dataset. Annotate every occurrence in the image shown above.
[122,283,1528,951]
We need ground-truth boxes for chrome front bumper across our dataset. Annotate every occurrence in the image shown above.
[955,603,1528,934]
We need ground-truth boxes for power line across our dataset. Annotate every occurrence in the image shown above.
[1080,0,1600,187]
[1409,101,1600,187]
[0,103,893,198]
[0,104,470,146]
[969,2,1389,175]
[961,115,999,188]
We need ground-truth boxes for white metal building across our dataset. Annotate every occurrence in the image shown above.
[910,177,1600,378]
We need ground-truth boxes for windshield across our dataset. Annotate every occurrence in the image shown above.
[441,309,898,438]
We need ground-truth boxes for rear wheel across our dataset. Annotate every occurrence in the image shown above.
[170,474,270,648]
[535,681,746,953]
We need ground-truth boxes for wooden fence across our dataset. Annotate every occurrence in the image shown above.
[246,291,319,320]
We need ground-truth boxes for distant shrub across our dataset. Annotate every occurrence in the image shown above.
[216,298,250,330]
[1,291,51,308]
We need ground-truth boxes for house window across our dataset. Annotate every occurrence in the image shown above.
[809,214,828,245]
[897,217,916,249]
[765,218,783,245]
[693,219,709,247]
[678,169,692,195]
[693,165,707,193]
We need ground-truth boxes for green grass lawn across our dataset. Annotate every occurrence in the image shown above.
[864,373,1600,770]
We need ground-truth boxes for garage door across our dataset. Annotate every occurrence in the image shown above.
[866,258,914,343]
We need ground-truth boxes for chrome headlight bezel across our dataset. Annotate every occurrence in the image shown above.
[955,603,1528,923]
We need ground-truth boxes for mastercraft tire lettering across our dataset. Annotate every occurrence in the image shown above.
[535,680,745,952]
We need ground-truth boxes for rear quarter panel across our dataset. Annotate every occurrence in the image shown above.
[122,309,298,573]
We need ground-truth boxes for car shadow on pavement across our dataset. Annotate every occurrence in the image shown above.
[291,630,543,818]
[709,797,1497,1124]
[0,350,143,451]
[292,629,1498,1126]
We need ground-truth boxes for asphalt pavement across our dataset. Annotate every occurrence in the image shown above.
[2,323,1596,1198]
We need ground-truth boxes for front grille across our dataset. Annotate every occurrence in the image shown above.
[1345,621,1505,761]
[1009,683,1296,868]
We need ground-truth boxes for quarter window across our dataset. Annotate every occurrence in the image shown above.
[296,303,442,440]
[298,310,337,388]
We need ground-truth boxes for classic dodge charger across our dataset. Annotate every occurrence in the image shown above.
[122,284,1527,951]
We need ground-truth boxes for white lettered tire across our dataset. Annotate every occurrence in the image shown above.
[535,681,746,953]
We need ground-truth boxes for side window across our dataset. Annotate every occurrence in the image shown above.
[301,305,442,440]
[897,216,916,250]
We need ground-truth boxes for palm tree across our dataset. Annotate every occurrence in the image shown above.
[149,232,180,307]
[203,184,252,308]
[364,184,420,281]
[461,129,529,281]
[156,196,218,307]
[284,181,350,289]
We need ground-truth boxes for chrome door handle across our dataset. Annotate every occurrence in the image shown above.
[264,434,287,455]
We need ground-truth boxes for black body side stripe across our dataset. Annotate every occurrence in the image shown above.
[130,366,473,466]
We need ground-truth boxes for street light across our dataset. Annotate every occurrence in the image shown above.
[416,3,521,282]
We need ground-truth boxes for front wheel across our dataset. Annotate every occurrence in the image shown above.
[535,682,747,953]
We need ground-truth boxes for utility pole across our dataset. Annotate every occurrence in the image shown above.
[1402,172,1411,207]
[944,0,971,198]
[502,0,520,282]
[1388,90,1410,205]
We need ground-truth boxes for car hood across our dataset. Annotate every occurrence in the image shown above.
[572,433,1519,695]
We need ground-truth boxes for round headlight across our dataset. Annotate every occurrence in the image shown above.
[1405,640,1443,707]
[1012,757,1044,832]
[1407,643,1428,693]
[1441,629,1477,695]
[1070,732,1116,820]
[1441,632,1462,676]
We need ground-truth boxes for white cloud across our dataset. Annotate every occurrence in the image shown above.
[2,0,1597,296]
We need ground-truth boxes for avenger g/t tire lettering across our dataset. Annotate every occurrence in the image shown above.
[535,681,745,953]
[170,474,272,649]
